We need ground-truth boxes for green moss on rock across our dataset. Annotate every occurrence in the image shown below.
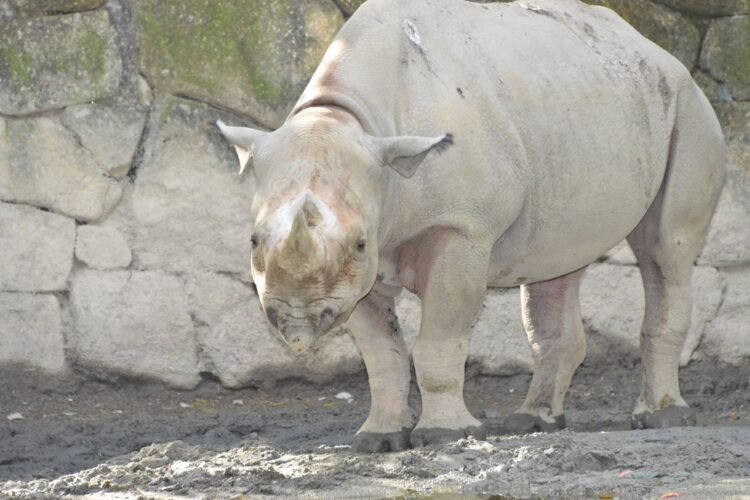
[136,0,344,129]
[586,0,701,69]
[701,16,750,101]
[0,10,122,115]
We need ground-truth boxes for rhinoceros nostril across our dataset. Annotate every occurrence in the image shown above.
[318,307,335,330]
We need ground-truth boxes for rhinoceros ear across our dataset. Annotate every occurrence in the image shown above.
[371,133,453,178]
[216,120,268,175]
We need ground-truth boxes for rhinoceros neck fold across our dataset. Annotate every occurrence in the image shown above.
[289,88,386,137]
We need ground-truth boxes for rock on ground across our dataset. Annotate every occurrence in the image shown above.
[75,225,132,270]
[0,116,123,222]
[130,96,254,277]
[0,9,122,115]
[0,202,75,292]
[579,264,722,365]
[0,293,65,373]
[201,293,363,388]
[69,269,201,389]
[703,269,750,366]
[135,0,344,129]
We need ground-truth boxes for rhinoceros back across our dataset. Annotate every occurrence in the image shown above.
[294,0,715,284]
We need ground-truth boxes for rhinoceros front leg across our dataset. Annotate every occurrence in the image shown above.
[502,268,587,434]
[347,285,413,452]
[409,231,489,447]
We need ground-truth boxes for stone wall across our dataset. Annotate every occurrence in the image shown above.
[0,0,748,389]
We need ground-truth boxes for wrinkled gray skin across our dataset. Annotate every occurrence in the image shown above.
[218,0,725,452]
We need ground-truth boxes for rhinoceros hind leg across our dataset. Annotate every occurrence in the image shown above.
[498,413,566,435]
[511,267,587,431]
[352,427,412,453]
[626,84,725,428]
[631,406,697,430]
[410,424,487,448]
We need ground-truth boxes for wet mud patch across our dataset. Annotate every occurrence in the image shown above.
[1,357,748,498]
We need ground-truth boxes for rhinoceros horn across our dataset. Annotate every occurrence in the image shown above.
[276,201,321,275]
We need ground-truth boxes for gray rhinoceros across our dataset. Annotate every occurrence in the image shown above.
[218,0,725,452]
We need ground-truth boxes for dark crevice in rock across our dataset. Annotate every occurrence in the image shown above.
[126,91,153,182]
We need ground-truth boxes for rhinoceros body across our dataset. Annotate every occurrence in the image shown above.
[219,0,725,451]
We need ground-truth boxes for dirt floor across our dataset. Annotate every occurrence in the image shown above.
[1,351,749,499]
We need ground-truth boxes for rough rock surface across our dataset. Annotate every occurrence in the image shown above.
[60,96,148,178]
[651,0,750,17]
[0,202,75,292]
[588,0,701,70]
[69,269,201,388]
[699,103,750,266]
[398,290,532,375]
[10,0,105,14]
[135,0,344,129]
[703,269,750,365]
[0,117,123,221]
[75,225,132,270]
[201,294,363,388]
[0,10,122,115]
[701,16,750,102]
[130,96,254,276]
[579,264,722,365]
[0,293,65,373]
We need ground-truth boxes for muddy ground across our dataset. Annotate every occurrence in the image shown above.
[1,351,749,499]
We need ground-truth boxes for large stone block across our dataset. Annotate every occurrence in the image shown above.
[0,293,65,373]
[699,103,750,267]
[200,293,363,388]
[703,269,750,366]
[586,0,701,69]
[651,0,750,17]
[0,116,123,221]
[701,16,750,102]
[136,0,344,129]
[130,96,254,276]
[69,269,201,388]
[0,202,75,292]
[75,225,132,270]
[60,95,148,178]
[0,10,122,115]
[579,264,723,366]
[397,289,532,375]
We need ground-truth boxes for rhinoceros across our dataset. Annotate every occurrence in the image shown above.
[217,0,725,451]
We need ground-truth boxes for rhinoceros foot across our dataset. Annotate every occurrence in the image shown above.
[631,406,697,430]
[496,413,566,435]
[352,427,412,453]
[409,424,487,448]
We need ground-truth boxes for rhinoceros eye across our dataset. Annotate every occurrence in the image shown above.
[356,239,366,253]
[250,234,258,250]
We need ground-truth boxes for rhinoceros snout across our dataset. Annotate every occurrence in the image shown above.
[284,327,316,354]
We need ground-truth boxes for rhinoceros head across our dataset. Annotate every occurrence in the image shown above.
[217,109,450,353]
